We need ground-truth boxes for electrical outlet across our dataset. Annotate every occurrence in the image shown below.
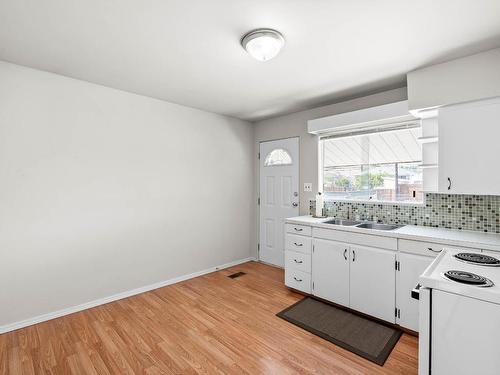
[303,183,312,192]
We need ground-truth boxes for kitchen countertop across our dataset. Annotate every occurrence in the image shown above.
[286,215,500,252]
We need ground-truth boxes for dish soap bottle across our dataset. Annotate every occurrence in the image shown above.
[315,192,325,217]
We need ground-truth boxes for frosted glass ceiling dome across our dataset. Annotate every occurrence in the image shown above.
[241,29,285,62]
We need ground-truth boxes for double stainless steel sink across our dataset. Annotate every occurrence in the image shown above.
[323,219,402,231]
[323,219,361,226]
[356,222,402,230]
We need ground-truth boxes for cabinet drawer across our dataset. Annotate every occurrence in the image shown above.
[285,269,311,294]
[285,250,311,274]
[285,223,312,236]
[398,239,481,257]
[285,234,312,254]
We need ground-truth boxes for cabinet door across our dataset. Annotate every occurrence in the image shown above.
[350,246,396,323]
[397,253,434,331]
[311,239,349,307]
[439,99,500,195]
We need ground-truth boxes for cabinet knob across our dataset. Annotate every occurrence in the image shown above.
[294,227,303,232]
[293,277,303,282]
[343,249,348,261]
[294,242,303,247]
[447,177,452,190]
[294,259,303,264]
[352,250,356,262]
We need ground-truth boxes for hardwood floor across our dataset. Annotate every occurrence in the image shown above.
[0,261,418,374]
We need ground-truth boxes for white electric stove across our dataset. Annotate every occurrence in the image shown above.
[418,248,500,375]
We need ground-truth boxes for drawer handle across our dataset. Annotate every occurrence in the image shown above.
[294,227,303,232]
[294,259,303,264]
[293,277,303,282]
[427,247,442,253]
[294,242,303,247]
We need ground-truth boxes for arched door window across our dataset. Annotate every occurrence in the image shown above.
[264,148,292,166]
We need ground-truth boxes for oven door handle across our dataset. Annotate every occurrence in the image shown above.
[411,283,421,300]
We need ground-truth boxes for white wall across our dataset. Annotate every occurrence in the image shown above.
[252,88,407,257]
[0,61,254,329]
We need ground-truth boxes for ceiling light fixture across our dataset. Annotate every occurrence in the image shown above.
[241,29,285,62]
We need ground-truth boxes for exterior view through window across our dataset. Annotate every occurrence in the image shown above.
[321,125,423,203]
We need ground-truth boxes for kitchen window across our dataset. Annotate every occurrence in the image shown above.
[320,123,423,203]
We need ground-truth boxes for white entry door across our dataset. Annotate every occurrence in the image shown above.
[259,137,299,267]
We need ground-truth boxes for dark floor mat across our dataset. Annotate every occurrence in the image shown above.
[277,297,402,366]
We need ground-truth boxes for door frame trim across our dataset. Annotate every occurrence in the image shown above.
[258,136,301,144]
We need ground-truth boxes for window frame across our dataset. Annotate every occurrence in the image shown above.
[319,123,426,206]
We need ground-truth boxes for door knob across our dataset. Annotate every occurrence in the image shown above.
[293,192,298,197]
[292,202,298,207]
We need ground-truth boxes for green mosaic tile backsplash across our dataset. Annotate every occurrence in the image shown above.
[310,193,500,233]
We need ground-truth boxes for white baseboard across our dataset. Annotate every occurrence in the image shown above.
[0,256,256,334]
[257,259,284,269]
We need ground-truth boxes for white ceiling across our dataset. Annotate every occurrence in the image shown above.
[1,1,500,122]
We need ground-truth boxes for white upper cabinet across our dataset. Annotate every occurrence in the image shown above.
[438,98,500,195]
[408,48,500,115]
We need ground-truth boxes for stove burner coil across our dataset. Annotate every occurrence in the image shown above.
[454,253,500,266]
[443,270,494,287]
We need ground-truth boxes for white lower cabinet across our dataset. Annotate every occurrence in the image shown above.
[311,239,349,306]
[350,246,396,323]
[396,253,434,331]
[311,239,395,323]
[284,231,312,294]
[285,222,490,331]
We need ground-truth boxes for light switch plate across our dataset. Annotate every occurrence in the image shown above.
[303,183,312,192]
